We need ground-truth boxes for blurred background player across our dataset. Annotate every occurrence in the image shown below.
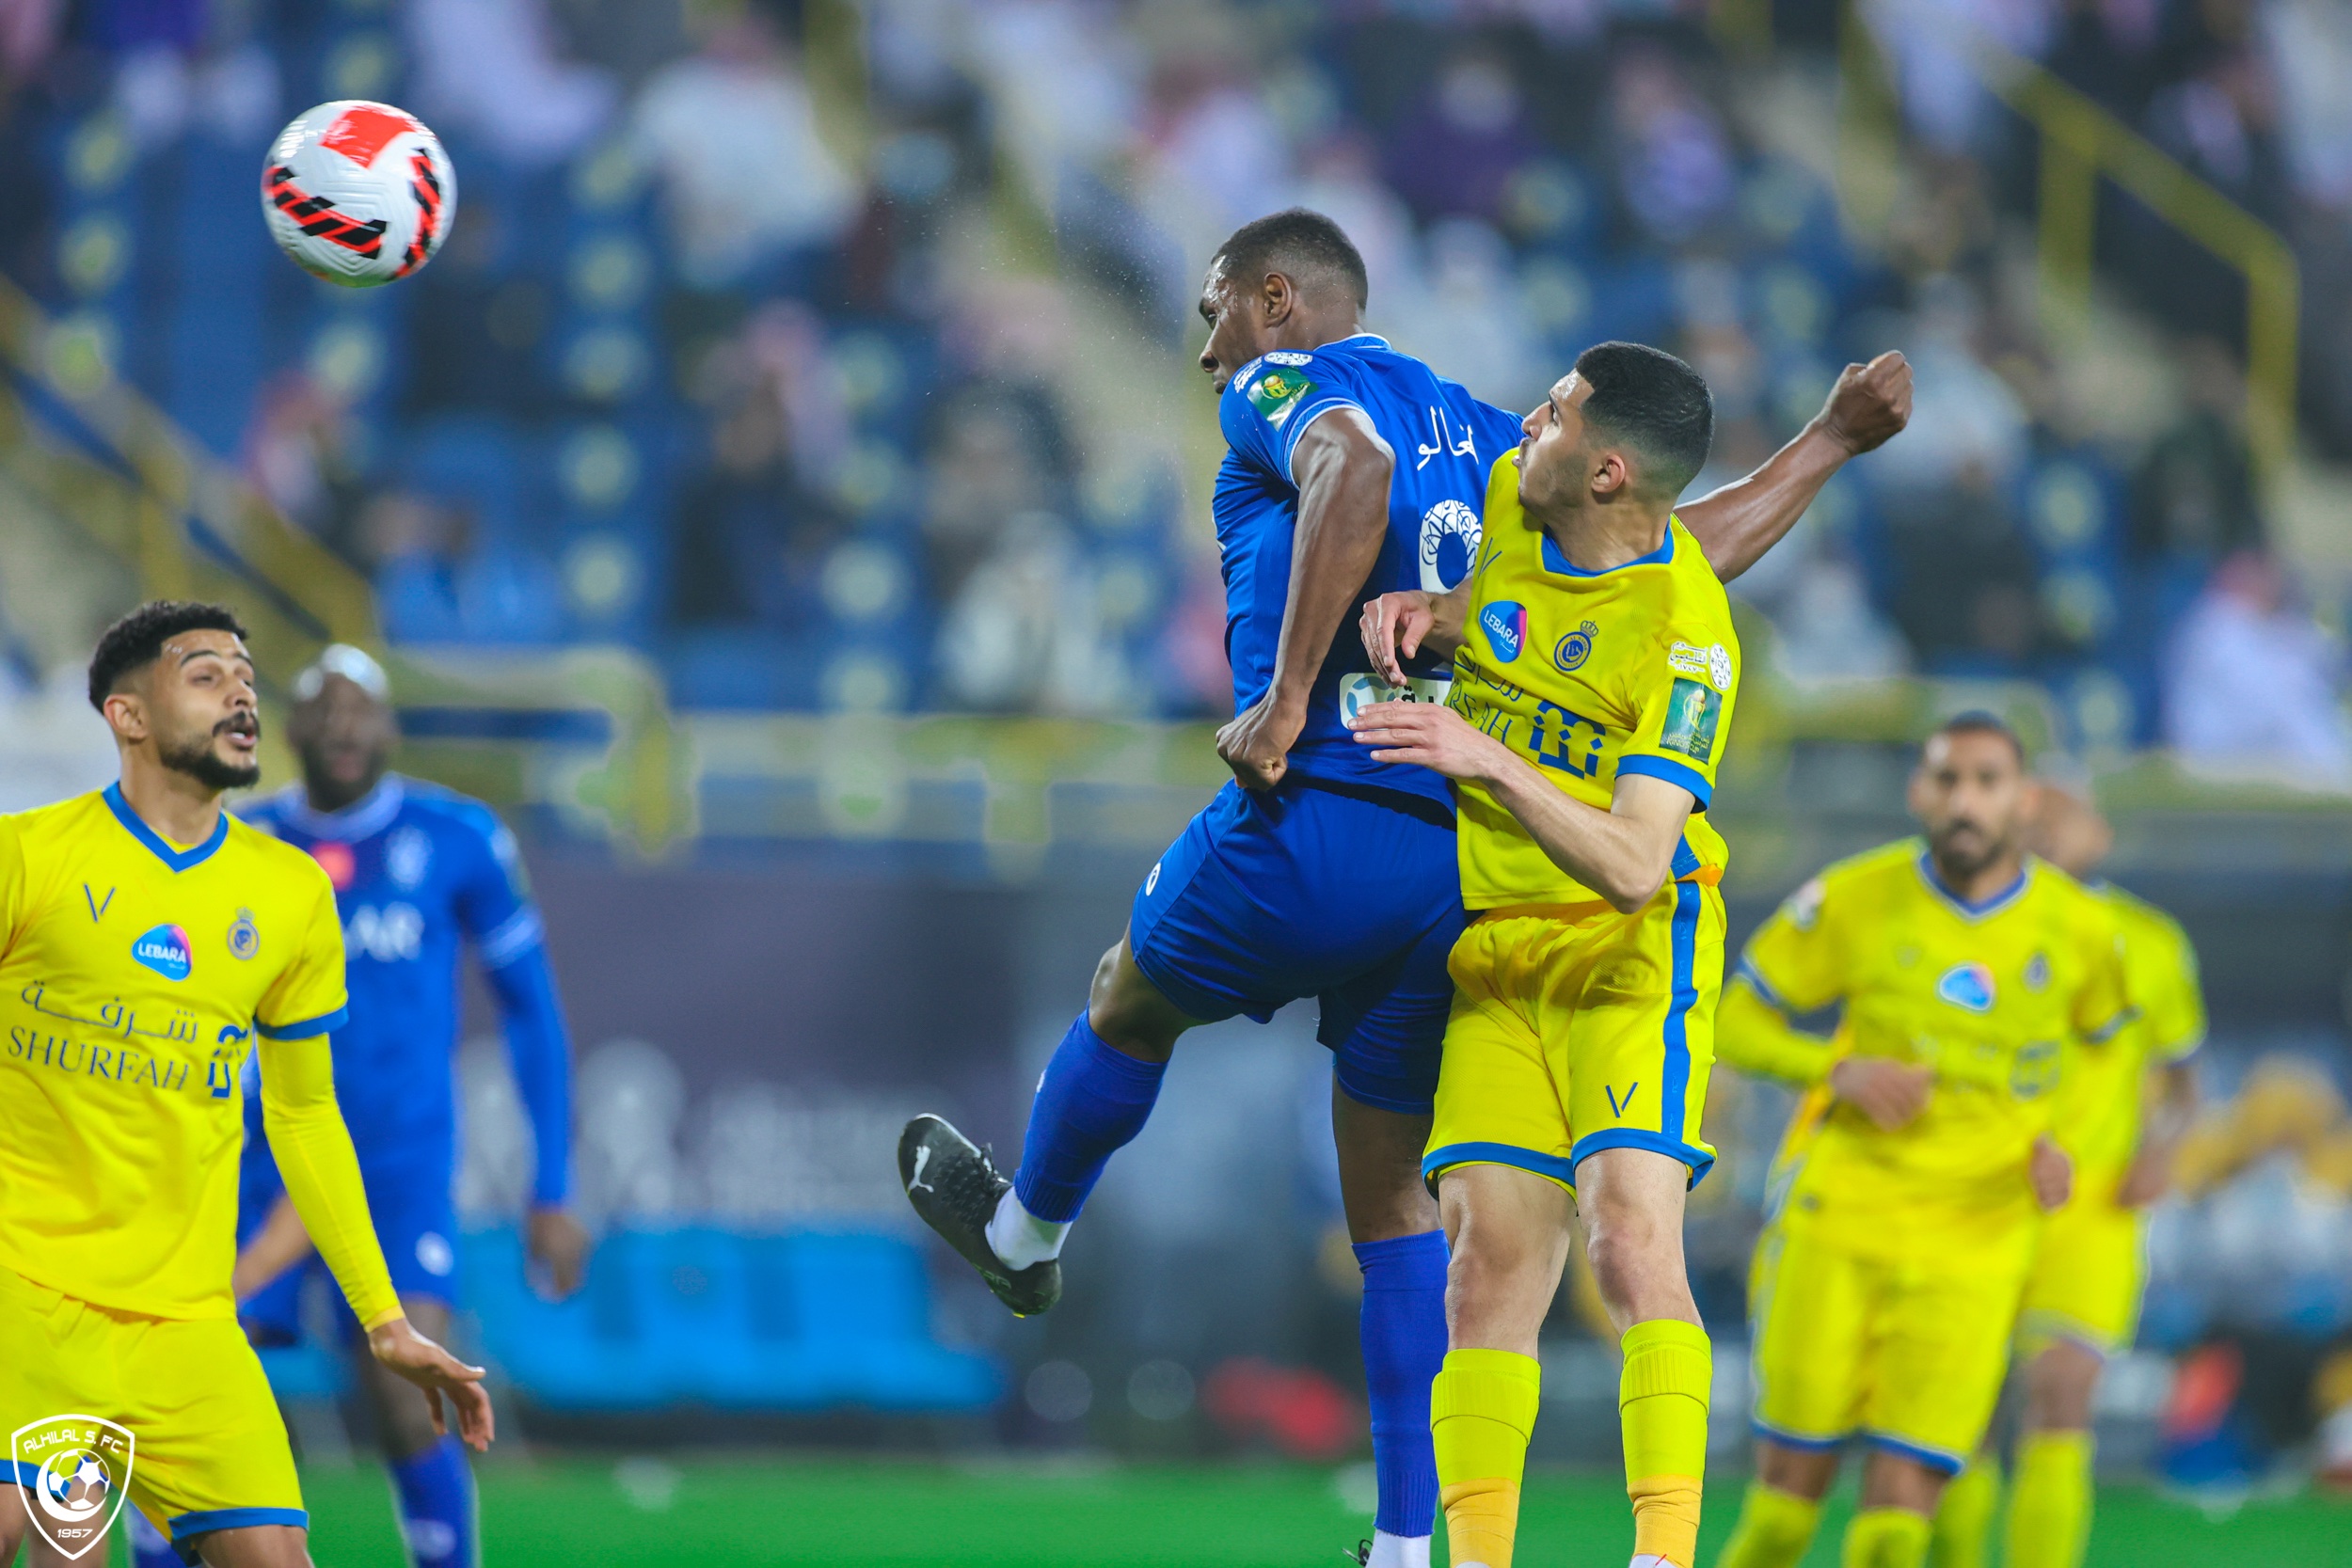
[1931,786,2204,1568]
[900,211,1909,1568]
[1357,343,1740,1568]
[0,602,489,1568]
[128,643,582,1568]
[1708,714,2130,1568]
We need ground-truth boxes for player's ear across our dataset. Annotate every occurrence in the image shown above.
[101,688,147,744]
[1260,268,1295,326]
[1592,448,1630,499]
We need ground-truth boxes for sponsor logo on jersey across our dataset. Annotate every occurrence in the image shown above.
[227,908,260,960]
[1555,620,1599,673]
[346,903,425,963]
[387,826,432,890]
[310,840,356,891]
[131,925,192,981]
[1419,499,1484,591]
[1263,351,1312,366]
[1244,369,1314,428]
[1658,678,1723,763]
[1481,601,1526,662]
[1784,877,1826,931]
[1936,960,1997,1013]
[1669,641,1735,693]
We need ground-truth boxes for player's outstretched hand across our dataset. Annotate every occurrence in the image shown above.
[2029,1132,2074,1212]
[1216,690,1307,792]
[1814,351,1913,455]
[527,1205,592,1300]
[1827,1055,1931,1131]
[1360,591,1436,687]
[368,1316,496,1451]
[1348,699,1506,782]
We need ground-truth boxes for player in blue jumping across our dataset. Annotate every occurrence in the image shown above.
[130,643,586,1568]
[900,210,1910,1568]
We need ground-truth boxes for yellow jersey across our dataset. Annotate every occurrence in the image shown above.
[0,785,397,1324]
[2049,882,2203,1195]
[1729,839,2131,1254]
[1447,454,1741,909]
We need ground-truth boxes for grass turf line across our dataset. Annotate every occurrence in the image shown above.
[254,1457,2347,1567]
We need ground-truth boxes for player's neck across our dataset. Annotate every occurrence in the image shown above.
[1929,847,2026,906]
[1271,308,1364,354]
[305,768,387,816]
[1535,496,1673,573]
[114,753,225,849]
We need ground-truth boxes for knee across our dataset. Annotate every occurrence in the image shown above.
[1085,943,1179,1061]
[1581,1208,1672,1305]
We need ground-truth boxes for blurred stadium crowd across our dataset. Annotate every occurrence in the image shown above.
[0,0,2346,764]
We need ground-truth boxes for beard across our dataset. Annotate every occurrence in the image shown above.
[1928,821,2009,879]
[160,721,262,791]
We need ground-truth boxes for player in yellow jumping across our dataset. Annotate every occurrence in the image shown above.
[1931,787,2202,1568]
[0,602,490,1568]
[1353,341,1736,1568]
[1708,715,2131,1568]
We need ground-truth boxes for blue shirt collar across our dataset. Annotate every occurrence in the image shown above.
[1915,851,2032,920]
[103,782,229,873]
[1540,520,1677,578]
[274,774,405,842]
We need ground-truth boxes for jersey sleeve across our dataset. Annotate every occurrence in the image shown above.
[0,816,26,954]
[256,860,349,1039]
[1218,353,1367,485]
[2133,913,2207,1062]
[257,1033,401,1329]
[453,809,577,1209]
[1613,597,1740,809]
[2071,911,2135,1044]
[1737,875,1848,1016]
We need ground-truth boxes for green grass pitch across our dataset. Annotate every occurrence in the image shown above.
[172,1455,2349,1565]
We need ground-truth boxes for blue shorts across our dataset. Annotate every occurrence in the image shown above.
[240,1163,459,1342]
[1129,776,1464,1114]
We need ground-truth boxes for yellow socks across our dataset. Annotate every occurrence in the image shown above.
[1715,1483,1822,1568]
[1843,1507,1931,1568]
[2005,1431,2093,1568]
[1929,1455,2000,1568]
[1431,1348,1541,1568]
[1619,1319,1710,1567]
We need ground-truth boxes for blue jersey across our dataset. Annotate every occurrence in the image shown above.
[240,776,572,1207]
[1216,332,1525,805]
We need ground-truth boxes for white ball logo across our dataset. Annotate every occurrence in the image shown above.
[1418,499,1483,592]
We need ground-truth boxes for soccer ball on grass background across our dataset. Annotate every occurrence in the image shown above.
[261,100,455,288]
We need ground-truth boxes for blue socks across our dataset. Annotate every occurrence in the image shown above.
[1357,1228,1449,1542]
[390,1435,477,1568]
[1009,1013,1168,1224]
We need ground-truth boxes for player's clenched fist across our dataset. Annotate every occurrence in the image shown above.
[1348,698,1507,782]
[1216,689,1307,792]
[1815,350,1913,455]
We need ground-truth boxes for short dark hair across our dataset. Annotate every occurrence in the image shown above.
[1571,341,1714,499]
[1931,709,2026,764]
[87,600,249,712]
[1213,208,1369,310]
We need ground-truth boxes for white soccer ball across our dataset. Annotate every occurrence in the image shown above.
[261,100,456,288]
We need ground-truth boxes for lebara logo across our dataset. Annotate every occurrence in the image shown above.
[1936,961,1996,1014]
[13,1415,135,1560]
[131,926,191,982]
[1480,601,1526,662]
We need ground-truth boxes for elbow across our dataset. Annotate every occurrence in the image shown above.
[1599,867,1668,915]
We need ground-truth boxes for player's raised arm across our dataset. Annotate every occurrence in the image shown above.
[1216,405,1395,790]
[1677,351,1912,582]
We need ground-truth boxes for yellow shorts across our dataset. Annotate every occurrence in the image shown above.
[1748,1221,2033,1475]
[0,1265,304,1549]
[1423,880,1723,1196]
[2018,1195,2145,1357]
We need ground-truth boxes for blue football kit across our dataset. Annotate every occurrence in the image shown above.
[1128,333,1524,1109]
[234,775,573,1329]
